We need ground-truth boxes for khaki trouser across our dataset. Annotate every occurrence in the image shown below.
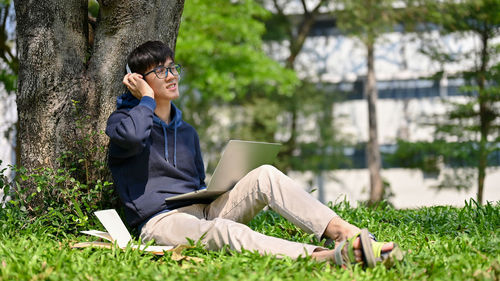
[140,165,338,258]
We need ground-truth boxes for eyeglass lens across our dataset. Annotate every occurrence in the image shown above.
[155,65,181,79]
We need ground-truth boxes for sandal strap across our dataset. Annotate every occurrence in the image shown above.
[333,230,397,267]
[371,241,386,259]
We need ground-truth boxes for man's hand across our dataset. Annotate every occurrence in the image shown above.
[123,73,155,100]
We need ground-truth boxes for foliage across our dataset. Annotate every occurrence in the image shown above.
[0,68,15,93]
[285,84,352,172]
[88,0,99,18]
[173,0,297,169]
[335,0,399,47]
[0,200,498,280]
[432,81,500,147]
[256,0,335,173]
[335,0,403,204]
[386,140,477,173]
[414,0,500,66]
[223,81,351,173]
[176,0,296,101]
[385,140,483,190]
[0,163,113,235]
[410,0,500,203]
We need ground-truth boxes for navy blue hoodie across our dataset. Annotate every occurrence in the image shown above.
[106,92,207,228]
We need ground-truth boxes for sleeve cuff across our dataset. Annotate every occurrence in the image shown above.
[139,96,156,112]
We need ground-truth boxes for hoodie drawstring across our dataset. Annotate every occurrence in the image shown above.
[161,120,177,167]
[162,123,169,164]
[173,125,177,167]
[118,93,181,168]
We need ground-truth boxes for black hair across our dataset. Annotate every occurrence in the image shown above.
[126,40,174,74]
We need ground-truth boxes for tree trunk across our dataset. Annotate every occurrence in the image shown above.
[365,43,383,204]
[14,0,184,195]
[478,103,487,205]
[476,31,490,205]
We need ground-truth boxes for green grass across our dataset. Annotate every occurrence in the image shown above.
[0,200,498,281]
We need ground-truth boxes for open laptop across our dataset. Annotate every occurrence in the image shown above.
[165,140,281,201]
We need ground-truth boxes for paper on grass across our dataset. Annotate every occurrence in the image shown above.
[94,209,132,248]
[76,209,173,254]
[80,230,113,242]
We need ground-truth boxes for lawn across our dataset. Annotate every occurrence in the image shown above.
[0,200,498,280]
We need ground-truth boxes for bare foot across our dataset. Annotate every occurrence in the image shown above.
[324,216,362,243]
[314,216,394,264]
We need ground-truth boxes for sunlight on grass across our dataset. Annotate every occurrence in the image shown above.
[0,200,498,280]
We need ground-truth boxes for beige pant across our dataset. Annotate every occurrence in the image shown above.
[140,165,338,258]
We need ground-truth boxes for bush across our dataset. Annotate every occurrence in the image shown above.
[0,154,116,235]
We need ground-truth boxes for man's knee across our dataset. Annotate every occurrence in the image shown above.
[257,164,279,174]
[256,164,283,181]
[255,164,285,190]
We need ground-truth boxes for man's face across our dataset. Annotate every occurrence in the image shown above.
[143,58,180,101]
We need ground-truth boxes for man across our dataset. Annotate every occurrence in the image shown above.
[106,41,401,266]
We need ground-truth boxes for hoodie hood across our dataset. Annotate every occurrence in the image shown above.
[116,91,183,166]
[116,91,140,110]
[116,91,183,128]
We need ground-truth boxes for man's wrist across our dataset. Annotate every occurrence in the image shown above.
[142,89,154,99]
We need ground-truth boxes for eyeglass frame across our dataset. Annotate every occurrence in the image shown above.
[143,63,182,79]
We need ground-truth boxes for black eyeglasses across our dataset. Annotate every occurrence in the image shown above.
[143,64,182,79]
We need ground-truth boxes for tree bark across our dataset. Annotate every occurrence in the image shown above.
[365,43,384,204]
[14,0,184,192]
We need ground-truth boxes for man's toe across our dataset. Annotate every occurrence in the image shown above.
[381,242,394,252]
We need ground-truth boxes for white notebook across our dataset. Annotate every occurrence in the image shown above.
[73,209,173,255]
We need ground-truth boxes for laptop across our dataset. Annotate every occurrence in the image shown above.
[165,140,281,201]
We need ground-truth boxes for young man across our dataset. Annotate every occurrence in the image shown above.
[106,41,401,266]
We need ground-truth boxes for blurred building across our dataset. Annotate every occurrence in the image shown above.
[1,6,499,207]
[263,11,500,206]
[0,88,15,169]
[0,87,15,205]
